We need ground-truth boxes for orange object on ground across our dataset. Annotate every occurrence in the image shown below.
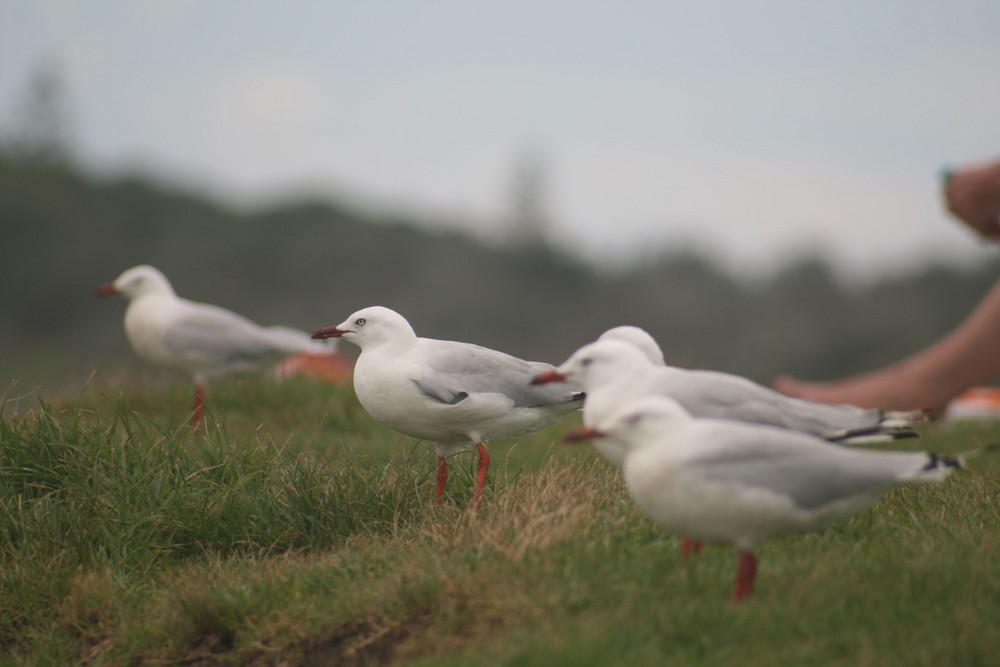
[272,352,354,384]
[945,386,1000,419]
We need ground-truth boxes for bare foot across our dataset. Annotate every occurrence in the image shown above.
[774,372,948,414]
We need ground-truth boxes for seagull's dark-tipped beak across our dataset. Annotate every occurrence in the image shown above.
[563,426,606,444]
[531,369,568,385]
[93,283,119,298]
[312,326,347,340]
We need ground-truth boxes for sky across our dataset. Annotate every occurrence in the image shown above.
[3,1,1000,281]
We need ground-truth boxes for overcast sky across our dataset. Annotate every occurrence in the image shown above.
[3,1,1000,280]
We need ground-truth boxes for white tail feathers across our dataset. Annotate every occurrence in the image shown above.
[830,409,929,446]
[880,409,934,430]
[836,432,912,446]
[906,452,964,483]
[902,443,998,483]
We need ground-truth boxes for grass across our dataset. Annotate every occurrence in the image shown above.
[2,376,1000,665]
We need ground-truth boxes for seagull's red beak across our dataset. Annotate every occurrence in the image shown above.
[563,426,606,444]
[93,283,119,298]
[531,369,568,385]
[312,326,347,340]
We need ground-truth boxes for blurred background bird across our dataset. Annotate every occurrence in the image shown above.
[95,264,337,427]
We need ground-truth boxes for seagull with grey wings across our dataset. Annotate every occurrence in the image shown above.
[534,336,929,455]
[312,305,583,505]
[565,396,966,602]
[537,328,931,560]
[96,264,335,428]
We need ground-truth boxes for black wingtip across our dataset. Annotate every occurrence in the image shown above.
[923,452,963,471]
[827,424,882,442]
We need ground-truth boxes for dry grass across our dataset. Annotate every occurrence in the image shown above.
[64,458,626,665]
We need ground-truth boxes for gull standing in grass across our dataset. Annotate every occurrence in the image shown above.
[96,264,336,428]
[534,338,928,451]
[565,396,964,603]
[311,306,583,505]
[537,332,929,559]
[589,327,704,556]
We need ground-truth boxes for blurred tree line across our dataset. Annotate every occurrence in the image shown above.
[2,150,998,394]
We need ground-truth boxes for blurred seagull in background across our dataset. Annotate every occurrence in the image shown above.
[535,337,928,457]
[565,396,964,602]
[95,264,335,428]
[312,305,583,505]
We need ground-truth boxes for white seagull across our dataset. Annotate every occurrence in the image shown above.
[534,339,927,456]
[311,305,583,504]
[565,396,963,602]
[96,264,335,427]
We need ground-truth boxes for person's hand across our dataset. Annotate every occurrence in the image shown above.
[943,160,1000,240]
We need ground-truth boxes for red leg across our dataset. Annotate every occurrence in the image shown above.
[435,455,448,505]
[191,385,206,430]
[732,550,758,603]
[682,538,704,560]
[472,442,491,506]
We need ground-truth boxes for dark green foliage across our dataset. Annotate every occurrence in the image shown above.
[3,156,997,393]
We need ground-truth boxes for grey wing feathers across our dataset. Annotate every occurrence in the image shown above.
[653,368,884,437]
[412,379,469,405]
[416,340,582,408]
[686,425,931,510]
[163,305,306,364]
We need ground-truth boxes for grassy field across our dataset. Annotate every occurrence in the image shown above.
[2,376,999,666]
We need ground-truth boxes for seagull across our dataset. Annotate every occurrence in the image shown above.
[534,339,928,455]
[565,396,963,602]
[95,264,335,427]
[311,305,583,504]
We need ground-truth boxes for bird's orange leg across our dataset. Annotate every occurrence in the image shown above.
[682,538,704,560]
[190,385,206,430]
[435,455,448,505]
[472,442,491,506]
[732,550,758,603]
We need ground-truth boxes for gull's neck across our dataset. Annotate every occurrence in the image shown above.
[585,362,648,393]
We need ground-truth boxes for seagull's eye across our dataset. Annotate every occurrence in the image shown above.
[581,358,593,367]
[355,318,367,326]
